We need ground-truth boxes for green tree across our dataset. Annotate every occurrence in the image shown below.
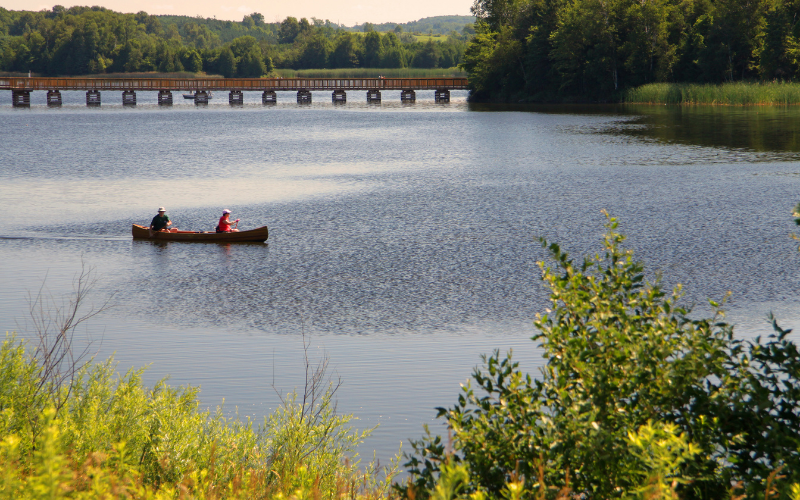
[238,46,265,76]
[757,0,800,79]
[181,48,202,72]
[699,0,769,81]
[278,16,300,44]
[299,33,331,68]
[459,25,498,97]
[217,45,236,77]
[299,17,312,36]
[249,12,264,26]
[331,32,361,67]
[363,30,383,67]
[412,39,440,68]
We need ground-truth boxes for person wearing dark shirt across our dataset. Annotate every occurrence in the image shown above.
[150,207,174,235]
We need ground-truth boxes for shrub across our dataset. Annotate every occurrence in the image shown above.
[399,213,800,499]
[0,333,397,499]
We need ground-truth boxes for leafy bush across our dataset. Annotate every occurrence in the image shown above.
[399,213,800,499]
[0,333,397,499]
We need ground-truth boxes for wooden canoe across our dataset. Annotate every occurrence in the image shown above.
[132,224,268,243]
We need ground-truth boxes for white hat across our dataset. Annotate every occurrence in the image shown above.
[158,207,166,212]
[222,209,231,214]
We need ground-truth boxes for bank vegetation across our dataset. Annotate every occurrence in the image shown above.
[461,0,800,103]
[625,81,800,105]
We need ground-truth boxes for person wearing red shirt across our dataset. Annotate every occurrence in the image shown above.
[217,209,240,233]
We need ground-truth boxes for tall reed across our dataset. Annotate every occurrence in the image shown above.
[625,81,800,105]
[0,334,398,499]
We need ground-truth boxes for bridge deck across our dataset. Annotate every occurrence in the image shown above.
[0,77,468,91]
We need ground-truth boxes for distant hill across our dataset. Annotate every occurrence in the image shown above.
[151,14,476,41]
[155,14,279,43]
[349,16,476,35]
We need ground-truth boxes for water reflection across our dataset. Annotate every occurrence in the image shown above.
[469,102,800,157]
[621,105,800,154]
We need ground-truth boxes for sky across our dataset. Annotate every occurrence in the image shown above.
[0,0,473,26]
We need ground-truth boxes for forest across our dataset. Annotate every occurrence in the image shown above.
[462,0,800,101]
[0,6,470,77]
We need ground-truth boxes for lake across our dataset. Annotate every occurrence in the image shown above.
[2,90,800,468]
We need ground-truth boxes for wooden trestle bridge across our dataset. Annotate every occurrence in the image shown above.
[1,77,469,106]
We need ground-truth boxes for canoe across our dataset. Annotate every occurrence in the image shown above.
[132,224,268,243]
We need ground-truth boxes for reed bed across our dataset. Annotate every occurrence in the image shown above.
[274,67,466,78]
[0,330,398,500]
[625,81,800,105]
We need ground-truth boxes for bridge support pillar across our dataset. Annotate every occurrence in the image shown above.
[46,90,62,106]
[400,89,416,102]
[366,89,381,102]
[262,90,277,104]
[229,90,243,105]
[12,90,31,107]
[86,90,101,106]
[332,89,346,103]
[194,90,210,104]
[297,89,312,103]
[122,90,136,105]
[434,89,450,103]
[158,90,173,105]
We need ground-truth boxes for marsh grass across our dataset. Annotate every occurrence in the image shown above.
[625,81,800,105]
[274,67,466,78]
[0,334,399,499]
[0,277,398,500]
[411,35,449,42]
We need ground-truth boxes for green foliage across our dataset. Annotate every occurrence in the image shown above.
[626,422,701,500]
[364,31,384,67]
[0,333,397,499]
[348,16,476,36]
[216,46,236,77]
[299,33,332,69]
[0,7,467,75]
[279,16,301,44]
[460,0,800,101]
[399,213,800,499]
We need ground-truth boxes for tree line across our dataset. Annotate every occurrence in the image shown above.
[0,6,469,77]
[356,15,475,34]
[462,0,800,101]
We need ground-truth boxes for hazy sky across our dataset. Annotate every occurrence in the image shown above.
[0,0,473,26]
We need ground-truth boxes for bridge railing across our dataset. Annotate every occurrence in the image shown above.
[0,77,469,91]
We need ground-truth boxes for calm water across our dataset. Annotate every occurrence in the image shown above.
[2,91,800,466]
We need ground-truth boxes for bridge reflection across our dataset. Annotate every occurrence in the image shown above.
[1,77,469,106]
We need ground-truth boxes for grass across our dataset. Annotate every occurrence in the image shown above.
[274,67,466,78]
[625,81,800,105]
[412,34,449,42]
[0,332,398,499]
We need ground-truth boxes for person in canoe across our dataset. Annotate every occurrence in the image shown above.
[150,207,177,236]
[217,209,240,233]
